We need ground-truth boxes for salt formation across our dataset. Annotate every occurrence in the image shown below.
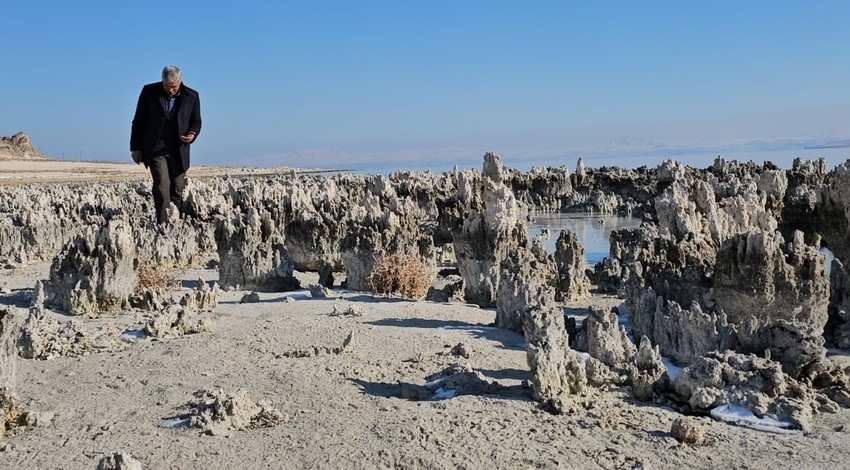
[278,330,355,358]
[144,305,211,338]
[133,278,219,314]
[509,165,573,211]
[827,259,850,348]
[96,452,143,470]
[308,283,334,299]
[186,388,287,436]
[0,308,18,395]
[1,308,21,439]
[3,148,850,431]
[215,208,299,291]
[19,282,125,359]
[454,153,527,306]
[134,218,214,268]
[400,363,505,400]
[618,160,827,372]
[672,351,832,432]
[330,302,364,317]
[48,219,137,315]
[553,229,591,302]
[522,293,588,412]
[340,175,435,292]
[179,280,220,312]
[713,230,829,377]
[580,306,668,400]
[496,246,555,333]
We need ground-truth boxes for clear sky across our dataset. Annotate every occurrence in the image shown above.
[3,1,849,171]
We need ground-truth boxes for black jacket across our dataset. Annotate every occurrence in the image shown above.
[130,82,202,173]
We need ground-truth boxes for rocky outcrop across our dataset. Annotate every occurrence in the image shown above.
[185,388,287,436]
[827,259,850,348]
[713,230,829,376]
[508,166,573,212]
[48,220,137,315]
[584,306,635,370]
[553,229,591,302]
[580,306,668,400]
[96,452,143,470]
[454,153,527,307]
[523,301,587,413]
[496,246,556,333]
[0,132,48,160]
[0,308,19,396]
[19,282,126,359]
[215,209,299,291]
[144,305,211,338]
[672,350,843,432]
[340,175,435,291]
[180,280,220,312]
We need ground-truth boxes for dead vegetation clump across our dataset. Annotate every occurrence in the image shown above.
[134,258,184,296]
[366,254,431,299]
[1,389,22,438]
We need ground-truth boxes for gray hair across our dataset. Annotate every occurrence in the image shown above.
[161,65,181,83]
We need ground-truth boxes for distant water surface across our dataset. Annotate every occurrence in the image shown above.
[527,212,641,264]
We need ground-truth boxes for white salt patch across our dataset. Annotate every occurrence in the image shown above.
[432,387,457,400]
[424,377,447,388]
[438,325,499,332]
[279,291,311,301]
[159,417,189,428]
[661,357,682,381]
[120,330,145,342]
[709,404,802,435]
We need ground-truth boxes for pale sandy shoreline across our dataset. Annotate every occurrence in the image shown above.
[0,159,334,185]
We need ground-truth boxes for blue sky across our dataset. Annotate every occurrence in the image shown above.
[3,1,849,171]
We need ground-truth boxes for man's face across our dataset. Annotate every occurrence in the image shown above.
[162,80,181,96]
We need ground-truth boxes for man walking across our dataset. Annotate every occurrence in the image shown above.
[131,65,202,224]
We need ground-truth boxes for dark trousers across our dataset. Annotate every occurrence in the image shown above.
[149,155,186,224]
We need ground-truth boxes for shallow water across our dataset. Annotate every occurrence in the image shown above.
[527,212,641,264]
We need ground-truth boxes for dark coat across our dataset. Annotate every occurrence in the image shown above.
[130,82,202,173]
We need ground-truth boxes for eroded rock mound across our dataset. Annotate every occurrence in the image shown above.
[580,306,668,400]
[0,308,20,394]
[400,363,506,400]
[454,153,527,307]
[496,246,555,333]
[0,132,48,160]
[523,302,588,413]
[672,351,837,432]
[96,452,143,470]
[144,305,211,338]
[185,388,288,436]
[553,229,591,302]
[713,229,828,377]
[19,282,126,359]
[48,220,137,315]
[215,209,299,291]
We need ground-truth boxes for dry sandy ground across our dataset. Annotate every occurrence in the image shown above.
[1,261,849,470]
[1,160,849,469]
[0,159,327,185]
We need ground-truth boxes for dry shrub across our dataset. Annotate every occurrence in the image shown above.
[366,254,431,299]
[134,258,183,295]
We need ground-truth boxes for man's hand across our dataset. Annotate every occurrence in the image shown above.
[180,132,196,144]
[131,151,142,164]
